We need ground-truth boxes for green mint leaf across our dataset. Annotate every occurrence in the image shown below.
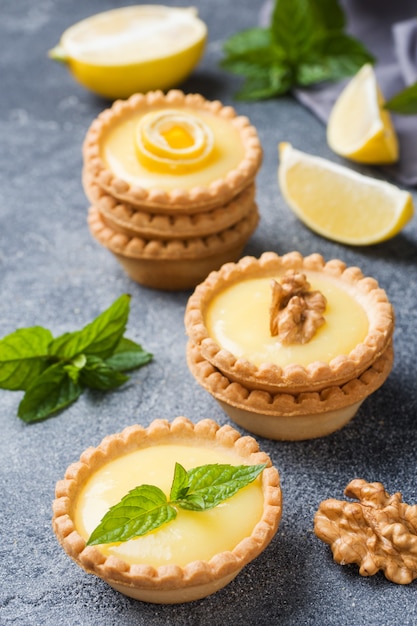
[105,337,153,372]
[63,354,87,384]
[17,362,83,423]
[169,462,190,502]
[79,355,129,390]
[385,81,417,114]
[49,294,131,360]
[221,0,373,100]
[234,71,292,100]
[307,0,345,32]
[222,27,274,58]
[299,33,374,84]
[0,326,53,391]
[87,485,177,546]
[271,0,318,64]
[176,463,266,511]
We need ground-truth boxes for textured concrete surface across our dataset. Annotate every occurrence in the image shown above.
[1,2,417,625]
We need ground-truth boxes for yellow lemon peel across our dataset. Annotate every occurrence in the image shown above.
[135,110,215,173]
[49,6,207,100]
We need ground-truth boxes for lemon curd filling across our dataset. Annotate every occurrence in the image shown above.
[205,274,369,368]
[74,444,264,567]
[100,107,246,190]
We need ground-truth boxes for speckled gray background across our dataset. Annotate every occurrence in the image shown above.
[1,2,417,625]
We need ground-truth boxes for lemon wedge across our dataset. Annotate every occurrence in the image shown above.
[49,5,207,100]
[327,64,399,164]
[278,143,414,246]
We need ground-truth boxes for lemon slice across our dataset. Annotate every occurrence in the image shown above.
[49,5,207,100]
[327,64,399,164]
[278,143,414,246]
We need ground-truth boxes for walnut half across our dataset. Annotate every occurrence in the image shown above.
[314,479,417,585]
[269,271,326,344]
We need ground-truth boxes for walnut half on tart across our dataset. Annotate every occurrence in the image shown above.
[184,252,395,440]
[52,417,282,604]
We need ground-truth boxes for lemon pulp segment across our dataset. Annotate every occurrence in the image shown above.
[74,444,264,567]
[60,6,206,64]
[278,143,414,245]
[205,274,369,368]
[50,6,207,99]
[101,108,245,190]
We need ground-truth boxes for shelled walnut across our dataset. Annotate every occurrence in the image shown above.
[314,479,417,585]
[269,271,326,344]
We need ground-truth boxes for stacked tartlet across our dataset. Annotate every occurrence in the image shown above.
[185,252,395,441]
[83,90,263,290]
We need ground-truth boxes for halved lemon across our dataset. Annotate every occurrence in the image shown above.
[327,64,399,164]
[278,143,414,246]
[49,5,207,100]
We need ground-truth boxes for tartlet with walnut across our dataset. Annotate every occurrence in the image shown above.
[52,417,282,604]
[184,251,395,440]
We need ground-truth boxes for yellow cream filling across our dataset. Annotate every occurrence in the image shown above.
[100,107,245,190]
[74,443,264,567]
[205,273,369,367]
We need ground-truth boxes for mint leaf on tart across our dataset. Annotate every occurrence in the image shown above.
[220,0,374,100]
[0,295,153,422]
[87,463,266,546]
[87,485,177,546]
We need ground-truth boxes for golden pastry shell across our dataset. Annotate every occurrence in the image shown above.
[187,340,394,440]
[185,251,395,394]
[52,417,282,604]
[82,90,263,212]
[84,174,257,240]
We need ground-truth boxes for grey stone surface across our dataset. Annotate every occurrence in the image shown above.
[1,2,416,625]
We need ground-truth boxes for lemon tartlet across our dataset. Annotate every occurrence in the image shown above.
[52,417,282,603]
[184,252,394,440]
[83,90,262,289]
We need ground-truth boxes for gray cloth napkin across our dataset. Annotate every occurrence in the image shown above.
[259,0,417,187]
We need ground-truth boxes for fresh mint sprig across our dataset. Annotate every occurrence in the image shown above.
[0,295,152,422]
[220,0,374,100]
[87,462,266,546]
[385,81,417,115]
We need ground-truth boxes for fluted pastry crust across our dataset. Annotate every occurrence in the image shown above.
[185,251,395,394]
[52,417,282,603]
[82,90,263,212]
[84,174,257,239]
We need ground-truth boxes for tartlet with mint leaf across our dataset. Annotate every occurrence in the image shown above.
[52,416,282,603]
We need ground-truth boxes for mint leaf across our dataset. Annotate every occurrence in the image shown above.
[385,81,417,115]
[49,294,131,360]
[221,0,374,100]
[0,326,52,390]
[87,485,177,546]
[0,294,152,422]
[18,362,83,423]
[169,462,190,502]
[86,463,266,545]
[105,337,153,372]
[79,355,129,390]
[271,0,318,65]
[178,463,266,511]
